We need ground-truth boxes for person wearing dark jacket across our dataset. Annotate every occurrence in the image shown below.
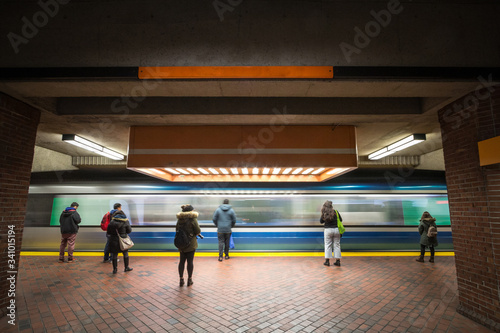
[320,200,343,267]
[103,203,121,263]
[416,211,439,263]
[58,202,81,263]
[212,199,237,261]
[106,210,133,274]
[176,204,201,287]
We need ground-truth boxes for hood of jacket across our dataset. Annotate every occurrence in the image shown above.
[61,208,76,217]
[176,211,199,219]
[422,217,436,225]
[219,204,232,211]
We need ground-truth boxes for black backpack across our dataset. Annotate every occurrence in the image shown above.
[174,221,191,249]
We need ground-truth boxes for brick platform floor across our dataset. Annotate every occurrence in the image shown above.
[1,255,494,333]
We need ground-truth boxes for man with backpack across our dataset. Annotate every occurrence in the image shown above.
[102,203,122,263]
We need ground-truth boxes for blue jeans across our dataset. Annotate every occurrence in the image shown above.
[104,234,113,260]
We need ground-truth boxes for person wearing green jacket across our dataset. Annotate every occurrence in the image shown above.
[416,211,439,263]
[176,204,201,287]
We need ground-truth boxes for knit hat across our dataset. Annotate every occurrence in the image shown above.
[181,204,194,212]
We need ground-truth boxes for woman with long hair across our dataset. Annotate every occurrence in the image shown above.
[320,200,343,267]
[176,204,201,286]
[416,211,438,262]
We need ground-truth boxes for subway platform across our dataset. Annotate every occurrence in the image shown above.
[1,253,494,333]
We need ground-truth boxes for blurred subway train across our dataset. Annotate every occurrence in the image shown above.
[23,169,453,252]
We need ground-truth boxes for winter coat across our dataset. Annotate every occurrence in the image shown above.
[418,217,438,247]
[106,213,132,253]
[59,208,81,234]
[212,204,236,233]
[176,211,201,253]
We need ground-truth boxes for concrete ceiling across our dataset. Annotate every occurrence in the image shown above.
[0,78,489,170]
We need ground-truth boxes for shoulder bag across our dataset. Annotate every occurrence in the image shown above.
[116,228,134,251]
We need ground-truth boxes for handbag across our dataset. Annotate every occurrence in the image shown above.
[116,229,134,251]
[229,235,235,249]
[335,210,345,234]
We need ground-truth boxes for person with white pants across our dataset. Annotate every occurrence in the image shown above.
[320,200,343,267]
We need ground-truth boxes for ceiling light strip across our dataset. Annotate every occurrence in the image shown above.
[368,134,426,160]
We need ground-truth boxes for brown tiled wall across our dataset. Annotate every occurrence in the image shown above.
[0,93,40,318]
[438,84,500,331]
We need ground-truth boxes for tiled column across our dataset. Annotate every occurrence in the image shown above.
[438,83,500,331]
[0,93,40,318]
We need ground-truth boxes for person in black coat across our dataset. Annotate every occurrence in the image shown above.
[106,210,133,274]
[58,202,81,263]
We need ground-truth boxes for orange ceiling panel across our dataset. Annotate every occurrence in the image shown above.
[138,66,334,79]
[127,125,357,182]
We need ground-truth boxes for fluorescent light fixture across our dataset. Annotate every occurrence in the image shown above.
[241,168,249,175]
[252,168,259,175]
[368,134,426,160]
[312,168,325,175]
[327,168,347,175]
[302,168,314,175]
[230,168,239,174]
[208,168,219,175]
[198,168,210,175]
[187,168,200,175]
[292,168,303,175]
[262,168,270,175]
[148,168,164,175]
[272,168,281,175]
[62,134,124,160]
[282,168,292,175]
[176,168,190,175]
[220,168,229,175]
[164,168,180,174]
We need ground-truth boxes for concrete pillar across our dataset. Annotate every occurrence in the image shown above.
[0,93,40,319]
[438,84,500,331]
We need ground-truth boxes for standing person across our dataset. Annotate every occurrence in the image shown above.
[107,209,133,274]
[416,211,438,263]
[102,203,122,263]
[320,200,343,267]
[176,204,201,287]
[58,202,81,263]
[212,199,237,261]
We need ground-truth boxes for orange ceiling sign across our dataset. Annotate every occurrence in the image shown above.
[138,66,334,79]
[127,125,357,182]
[478,135,500,166]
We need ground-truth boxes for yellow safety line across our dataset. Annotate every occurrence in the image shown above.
[20,251,455,257]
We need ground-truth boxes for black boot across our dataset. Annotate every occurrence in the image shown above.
[334,259,341,266]
[112,258,118,274]
[323,259,330,266]
[124,257,133,272]
[416,255,424,262]
[429,256,434,263]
